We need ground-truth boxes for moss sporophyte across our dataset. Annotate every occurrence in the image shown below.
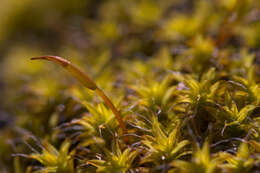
[31,56,128,143]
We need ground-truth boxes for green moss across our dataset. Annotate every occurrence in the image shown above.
[0,0,260,172]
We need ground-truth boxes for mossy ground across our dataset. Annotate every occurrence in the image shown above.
[0,0,260,172]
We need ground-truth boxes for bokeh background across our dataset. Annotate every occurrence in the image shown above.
[0,0,260,172]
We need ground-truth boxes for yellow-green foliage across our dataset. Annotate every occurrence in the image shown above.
[29,140,75,173]
[0,0,260,173]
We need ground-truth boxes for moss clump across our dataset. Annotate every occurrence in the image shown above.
[0,0,260,173]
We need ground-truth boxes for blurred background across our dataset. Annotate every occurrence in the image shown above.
[0,0,260,172]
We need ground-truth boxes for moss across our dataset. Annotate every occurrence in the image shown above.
[0,0,260,172]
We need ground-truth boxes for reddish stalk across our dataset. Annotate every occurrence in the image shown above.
[31,56,128,142]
